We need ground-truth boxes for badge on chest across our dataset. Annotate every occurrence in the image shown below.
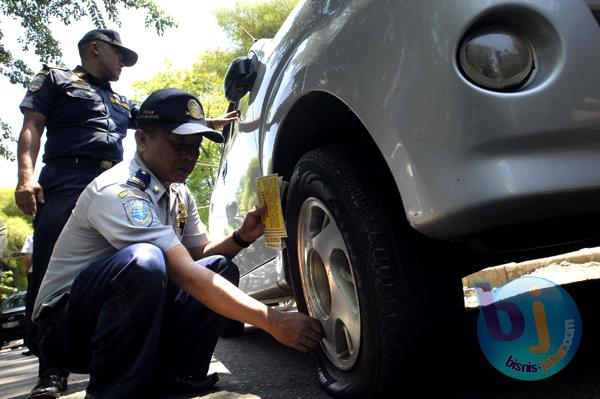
[176,202,188,235]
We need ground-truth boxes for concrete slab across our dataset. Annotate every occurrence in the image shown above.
[462,246,600,289]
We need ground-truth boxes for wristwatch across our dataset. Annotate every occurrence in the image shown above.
[232,229,253,248]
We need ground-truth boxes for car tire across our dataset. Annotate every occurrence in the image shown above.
[221,318,245,338]
[286,147,464,397]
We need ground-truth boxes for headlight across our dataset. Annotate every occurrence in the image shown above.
[459,28,534,91]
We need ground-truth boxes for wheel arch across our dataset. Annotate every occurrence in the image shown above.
[270,91,409,273]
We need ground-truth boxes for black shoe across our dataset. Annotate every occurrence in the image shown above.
[160,372,219,395]
[29,375,68,398]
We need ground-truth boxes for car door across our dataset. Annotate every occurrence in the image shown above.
[208,94,277,277]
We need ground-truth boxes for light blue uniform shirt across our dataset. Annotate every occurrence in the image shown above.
[34,154,208,321]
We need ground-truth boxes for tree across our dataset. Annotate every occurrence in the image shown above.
[133,0,298,224]
[0,187,32,299]
[0,0,176,160]
[214,0,299,50]
[132,51,235,223]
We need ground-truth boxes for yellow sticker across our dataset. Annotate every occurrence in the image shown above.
[256,174,287,234]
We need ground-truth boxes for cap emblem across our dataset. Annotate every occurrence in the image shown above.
[186,99,204,120]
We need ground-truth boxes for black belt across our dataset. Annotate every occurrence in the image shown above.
[47,156,115,170]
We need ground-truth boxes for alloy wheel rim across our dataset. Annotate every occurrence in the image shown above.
[297,197,361,370]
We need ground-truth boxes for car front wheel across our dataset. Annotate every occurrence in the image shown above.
[286,147,464,397]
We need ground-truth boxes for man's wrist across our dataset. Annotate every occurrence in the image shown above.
[232,229,254,248]
[16,178,30,187]
[265,306,283,335]
[17,174,31,184]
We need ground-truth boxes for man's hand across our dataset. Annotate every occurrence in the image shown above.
[196,205,266,259]
[15,179,44,215]
[207,110,240,130]
[237,204,266,243]
[267,309,324,352]
[168,245,323,353]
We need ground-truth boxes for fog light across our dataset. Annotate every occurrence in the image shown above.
[459,28,533,91]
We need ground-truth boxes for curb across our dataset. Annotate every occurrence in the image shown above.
[462,246,600,289]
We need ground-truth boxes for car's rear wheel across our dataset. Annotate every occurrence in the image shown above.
[286,147,464,397]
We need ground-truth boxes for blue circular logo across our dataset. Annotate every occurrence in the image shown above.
[476,276,581,380]
[131,205,150,222]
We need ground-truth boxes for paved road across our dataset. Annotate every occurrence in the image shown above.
[0,326,329,399]
[2,279,600,399]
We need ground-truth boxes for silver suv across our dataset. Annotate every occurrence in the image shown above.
[209,0,600,396]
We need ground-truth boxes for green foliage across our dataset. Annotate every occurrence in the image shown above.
[215,0,299,50]
[0,120,16,161]
[186,142,221,224]
[238,157,260,213]
[132,0,297,225]
[0,188,32,298]
[133,48,242,117]
[0,271,17,300]
[132,52,239,225]
[0,187,29,219]
[0,0,176,160]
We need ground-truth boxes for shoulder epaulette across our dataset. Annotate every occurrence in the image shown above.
[126,169,151,192]
[41,64,69,71]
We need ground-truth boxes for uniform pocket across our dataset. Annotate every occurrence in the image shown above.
[65,87,96,100]
[61,84,101,123]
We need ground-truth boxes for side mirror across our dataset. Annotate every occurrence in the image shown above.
[224,56,257,102]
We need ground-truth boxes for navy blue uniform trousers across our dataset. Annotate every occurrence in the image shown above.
[36,243,239,399]
[26,163,103,377]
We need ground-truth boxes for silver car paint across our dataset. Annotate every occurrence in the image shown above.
[209,0,600,294]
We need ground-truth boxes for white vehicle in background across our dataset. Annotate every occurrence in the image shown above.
[208,0,600,396]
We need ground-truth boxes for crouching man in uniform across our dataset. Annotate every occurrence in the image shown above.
[32,88,323,398]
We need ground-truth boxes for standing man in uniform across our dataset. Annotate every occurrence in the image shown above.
[14,29,139,398]
[33,88,323,398]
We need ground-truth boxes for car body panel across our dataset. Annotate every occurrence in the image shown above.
[259,0,600,239]
[210,0,600,295]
